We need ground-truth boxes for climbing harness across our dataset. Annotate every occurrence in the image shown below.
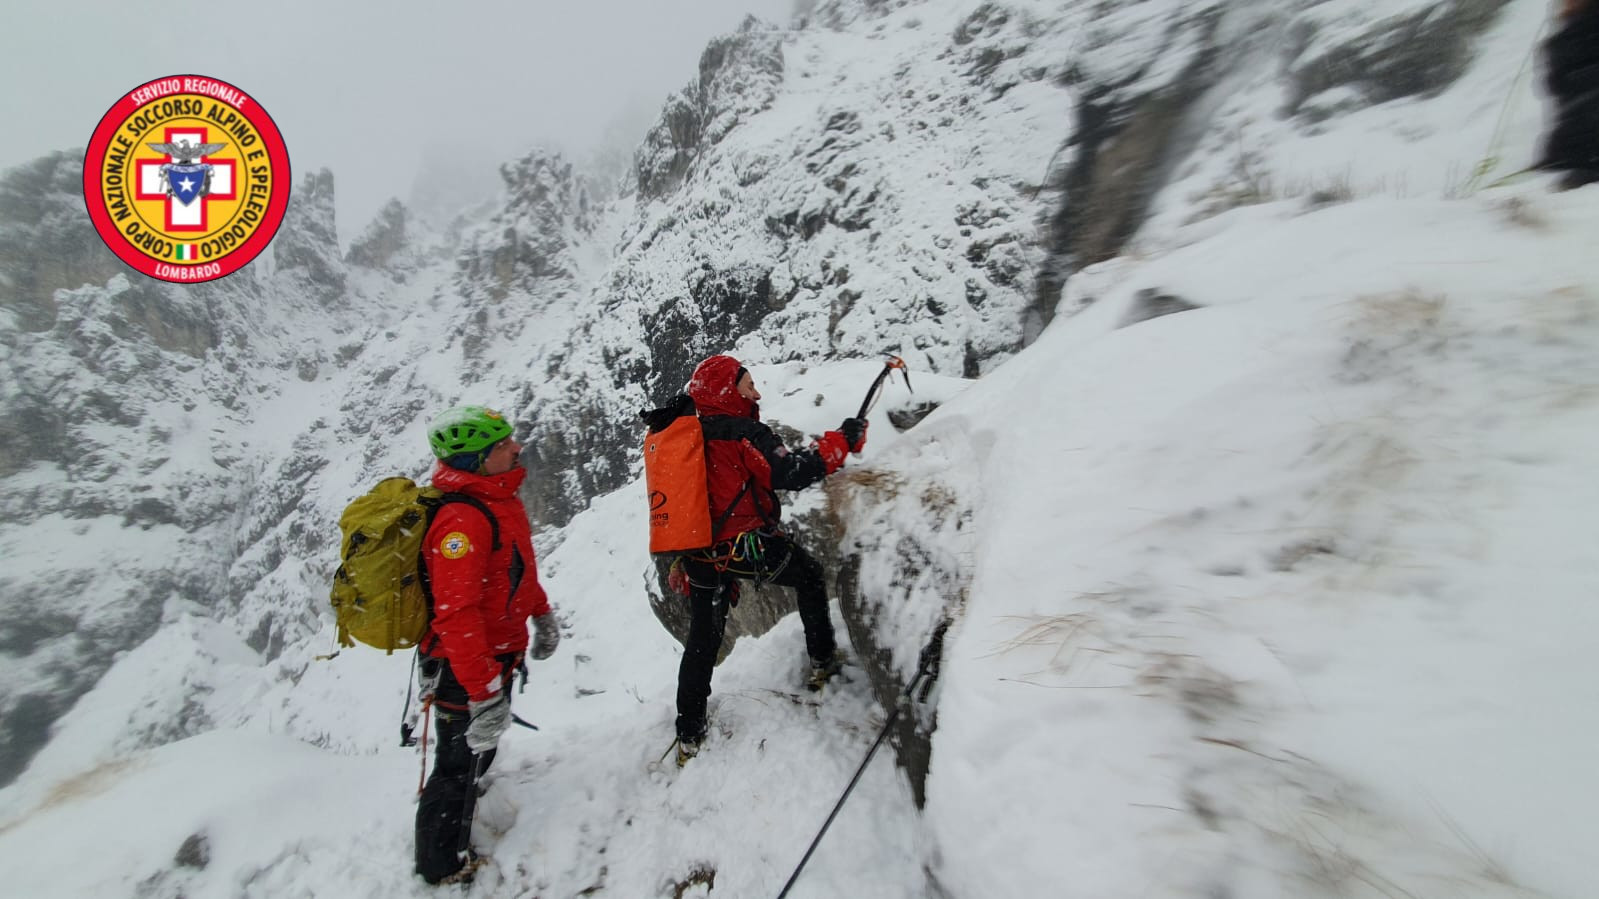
[685,529,792,589]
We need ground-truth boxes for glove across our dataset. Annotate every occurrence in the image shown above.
[465,693,509,753]
[839,417,868,453]
[530,610,561,661]
[815,431,849,474]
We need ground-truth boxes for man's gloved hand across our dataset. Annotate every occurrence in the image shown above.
[465,693,510,753]
[816,431,849,474]
[530,610,561,661]
[839,417,868,453]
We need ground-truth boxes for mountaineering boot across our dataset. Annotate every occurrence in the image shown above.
[676,735,703,767]
[1557,169,1599,191]
[437,850,486,885]
[674,718,706,768]
[806,652,843,692]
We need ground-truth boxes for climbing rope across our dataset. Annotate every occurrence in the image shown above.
[774,618,951,899]
[1464,22,1550,195]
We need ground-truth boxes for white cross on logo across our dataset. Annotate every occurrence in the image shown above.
[136,128,236,231]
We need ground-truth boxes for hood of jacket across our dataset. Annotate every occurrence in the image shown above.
[429,459,527,499]
[687,354,758,419]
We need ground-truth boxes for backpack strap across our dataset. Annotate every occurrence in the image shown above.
[711,478,753,538]
[435,493,501,551]
[414,493,503,657]
[701,416,782,532]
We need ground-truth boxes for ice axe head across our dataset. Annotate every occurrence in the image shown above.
[856,355,913,420]
[887,355,912,394]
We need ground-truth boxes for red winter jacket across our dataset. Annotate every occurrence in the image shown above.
[687,355,831,542]
[421,461,551,701]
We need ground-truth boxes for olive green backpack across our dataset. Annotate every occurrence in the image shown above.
[329,477,499,653]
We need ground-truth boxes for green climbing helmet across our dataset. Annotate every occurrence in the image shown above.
[428,405,514,459]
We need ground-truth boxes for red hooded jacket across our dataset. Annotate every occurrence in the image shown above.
[687,355,831,542]
[421,461,551,701]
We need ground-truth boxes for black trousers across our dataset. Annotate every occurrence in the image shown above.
[674,534,836,741]
[414,654,513,884]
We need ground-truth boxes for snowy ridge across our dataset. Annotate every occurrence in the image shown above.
[922,188,1599,897]
[6,179,1594,898]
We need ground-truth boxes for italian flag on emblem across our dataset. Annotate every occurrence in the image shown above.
[174,244,198,261]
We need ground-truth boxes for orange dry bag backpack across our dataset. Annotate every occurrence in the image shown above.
[641,394,713,554]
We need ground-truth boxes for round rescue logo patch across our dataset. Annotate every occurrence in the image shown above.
[83,75,290,284]
[439,531,472,560]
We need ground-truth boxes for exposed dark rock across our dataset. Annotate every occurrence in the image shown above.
[0,151,126,332]
[638,264,777,403]
[954,3,1011,47]
[647,555,800,664]
[810,0,916,31]
[456,150,594,302]
[1120,288,1202,328]
[103,279,220,358]
[345,199,409,270]
[123,496,179,528]
[271,169,346,304]
[0,690,77,790]
[517,393,632,531]
[887,401,941,431]
[635,19,785,201]
[0,393,68,480]
[1284,0,1509,115]
[0,610,80,655]
[668,866,716,899]
[1037,9,1224,311]
[826,469,972,807]
[175,833,211,869]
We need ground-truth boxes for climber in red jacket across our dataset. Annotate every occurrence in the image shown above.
[671,354,866,765]
[415,404,561,885]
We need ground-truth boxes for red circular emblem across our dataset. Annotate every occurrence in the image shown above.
[83,75,290,284]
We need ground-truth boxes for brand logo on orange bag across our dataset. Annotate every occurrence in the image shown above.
[642,416,712,553]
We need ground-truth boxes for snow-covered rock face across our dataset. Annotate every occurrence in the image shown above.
[0,152,130,333]
[272,169,347,305]
[0,164,372,785]
[635,17,787,203]
[579,0,1087,518]
[829,439,978,805]
[0,0,1548,854]
[344,199,409,272]
[457,151,599,303]
[1045,0,1225,281]
[1283,0,1510,114]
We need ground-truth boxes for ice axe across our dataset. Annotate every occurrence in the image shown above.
[855,355,913,420]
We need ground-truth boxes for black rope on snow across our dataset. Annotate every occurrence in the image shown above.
[774,617,952,899]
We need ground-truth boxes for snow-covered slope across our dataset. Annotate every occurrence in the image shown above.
[3,0,1595,895]
[914,189,1599,898]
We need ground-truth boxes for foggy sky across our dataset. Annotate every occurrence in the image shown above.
[2,0,795,243]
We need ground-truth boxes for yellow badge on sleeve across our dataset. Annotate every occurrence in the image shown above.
[439,531,472,560]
